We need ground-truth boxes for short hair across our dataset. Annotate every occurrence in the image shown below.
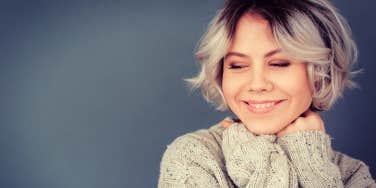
[184,0,362,112]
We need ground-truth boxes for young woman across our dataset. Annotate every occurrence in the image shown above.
[158,0,376,187]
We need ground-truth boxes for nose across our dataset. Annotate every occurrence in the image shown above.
[246,68,273,93]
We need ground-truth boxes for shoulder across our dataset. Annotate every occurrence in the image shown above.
[158,121,232,187]
[160,121,226,168]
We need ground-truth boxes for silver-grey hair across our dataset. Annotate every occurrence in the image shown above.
[184,0,362,112]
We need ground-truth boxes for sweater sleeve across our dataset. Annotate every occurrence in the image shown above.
[158,133,235,188]
[333,151,376,188]
[277,130,343,187]
[221,123,298,187]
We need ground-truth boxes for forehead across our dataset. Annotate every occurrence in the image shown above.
[228,13,279,56]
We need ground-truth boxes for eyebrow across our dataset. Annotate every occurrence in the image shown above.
[224,48,282,60]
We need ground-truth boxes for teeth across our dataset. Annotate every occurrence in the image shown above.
[249,102,275,108]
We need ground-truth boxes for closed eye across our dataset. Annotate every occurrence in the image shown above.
[228,65,246,69]
[270,62,290,67]
[227,62,290,69]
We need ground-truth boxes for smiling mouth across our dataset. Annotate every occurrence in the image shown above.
[244,100,285,114]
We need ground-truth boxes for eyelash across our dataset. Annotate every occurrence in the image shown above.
[228,62,290,69]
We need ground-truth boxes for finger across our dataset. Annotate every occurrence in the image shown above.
[221,120,233,128]
[276,121,293,137]
[221,117,234,128]
[304,111,322,126]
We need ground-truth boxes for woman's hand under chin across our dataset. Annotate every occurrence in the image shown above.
[220,109,325,137]
[275,109,325,137]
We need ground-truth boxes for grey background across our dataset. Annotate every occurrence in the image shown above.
[0,0,375,187]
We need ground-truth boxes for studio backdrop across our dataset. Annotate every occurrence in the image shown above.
[0,0,375,187]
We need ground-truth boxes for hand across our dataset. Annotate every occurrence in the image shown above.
[220,110,325,137]
[220,117,234,129]
[220,117,276,143]
[276,109,325,137]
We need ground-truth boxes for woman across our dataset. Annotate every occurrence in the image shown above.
[158,0,376,187]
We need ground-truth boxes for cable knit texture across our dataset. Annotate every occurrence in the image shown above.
[158,118,376,187]
[221,122,298,187]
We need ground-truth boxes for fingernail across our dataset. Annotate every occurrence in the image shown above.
[224,117,233,122]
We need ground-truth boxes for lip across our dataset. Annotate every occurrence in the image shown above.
[244,100,285,114]
[245,99,283,104]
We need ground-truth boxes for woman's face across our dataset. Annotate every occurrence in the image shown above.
[222,13,313,135]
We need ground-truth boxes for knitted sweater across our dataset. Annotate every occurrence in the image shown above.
[158,117,376,188]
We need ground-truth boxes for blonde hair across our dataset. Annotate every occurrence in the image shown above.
[184,0,362,112]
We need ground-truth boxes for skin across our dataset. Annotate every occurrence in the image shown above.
[221,13,325,136]
[221,110,325,137]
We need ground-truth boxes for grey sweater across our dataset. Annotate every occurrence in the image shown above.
[158,118,376,187]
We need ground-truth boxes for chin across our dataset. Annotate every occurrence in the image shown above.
[242,120,288,135]
[247,127,278,135]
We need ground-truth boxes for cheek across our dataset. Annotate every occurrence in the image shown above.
[222,73,244,103]
[277,64,311,93]
[277,77,310,95]
[277,69,312,107]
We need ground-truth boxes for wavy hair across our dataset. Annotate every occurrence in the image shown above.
[184,0,362,111]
